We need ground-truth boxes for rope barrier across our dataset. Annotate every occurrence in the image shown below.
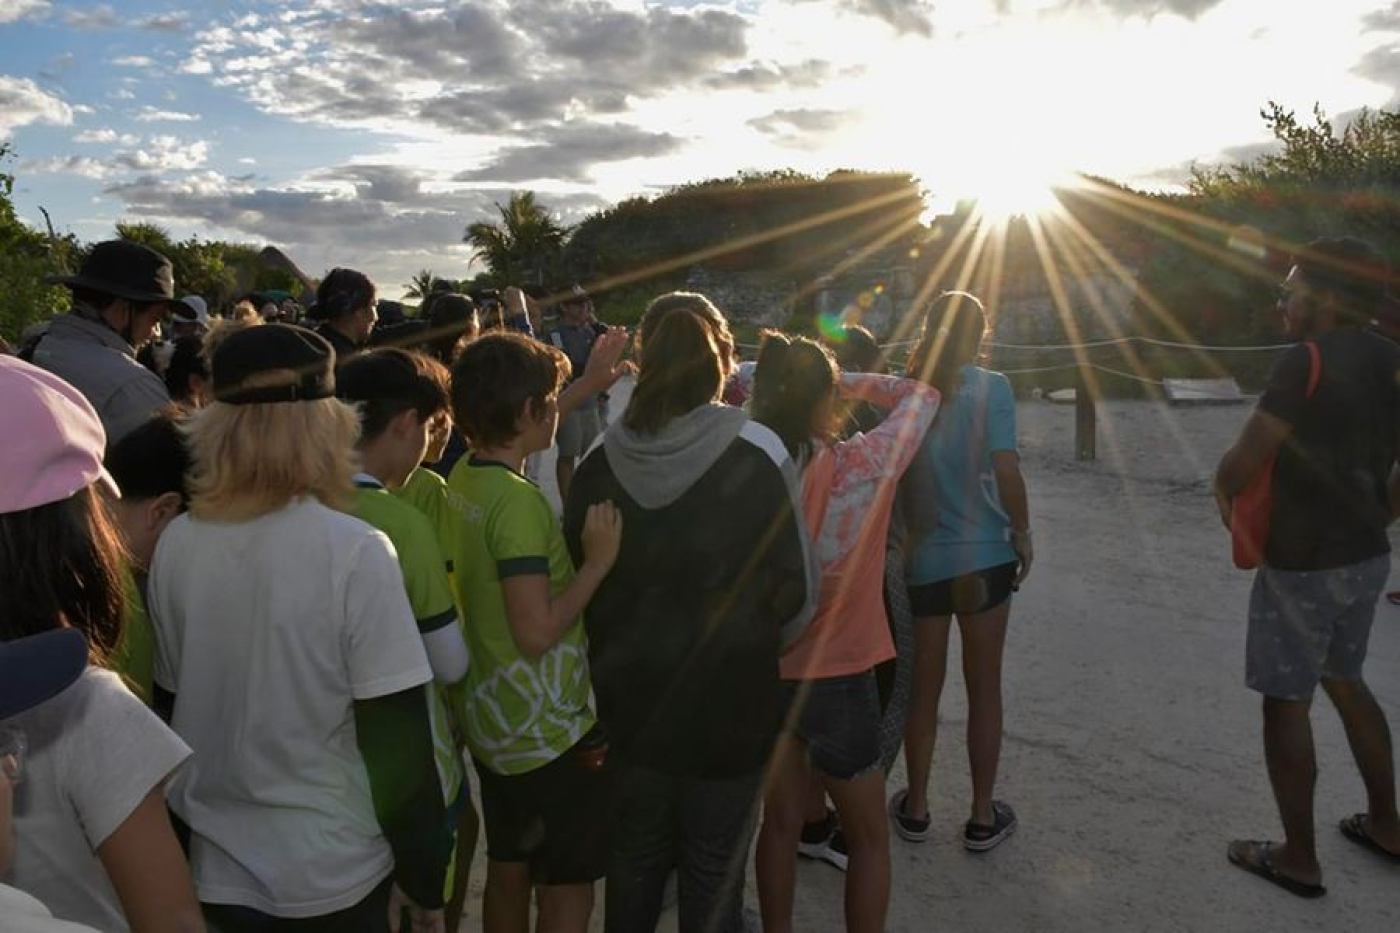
[985,335,1292,352]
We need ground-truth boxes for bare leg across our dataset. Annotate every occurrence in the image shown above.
[484,860,531,933]
[535,883,594,933]
[755,734,808,933]
[803,772,829,825]
[1260,695,1322,884]
[902,615,952,819]
[1321,677,1400,851]
[823,769,891,933]
[959,601,1011,825]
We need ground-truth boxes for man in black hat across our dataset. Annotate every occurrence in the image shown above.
[33,240,190,445]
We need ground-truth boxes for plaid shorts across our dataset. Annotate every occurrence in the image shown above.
[1246,554,1389,700]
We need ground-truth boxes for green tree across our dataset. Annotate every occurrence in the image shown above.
[463,191,568,289]
[404,268,436,299]
[0,144,70,341]
[1132,102,1400,348]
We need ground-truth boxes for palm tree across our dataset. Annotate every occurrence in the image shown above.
[463,191,567,288]
[404,268,436,299]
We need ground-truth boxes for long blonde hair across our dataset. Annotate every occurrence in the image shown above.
[184,398,359,521]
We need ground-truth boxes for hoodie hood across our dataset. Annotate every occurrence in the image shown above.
[602,403,748,509]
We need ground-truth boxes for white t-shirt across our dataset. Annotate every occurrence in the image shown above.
[148,498,433,918]
[0,886,102,932]
[6,669,191,931]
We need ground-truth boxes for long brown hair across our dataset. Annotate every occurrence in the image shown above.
[624,291,735,435]
[905,291,988,396]
[749,331,837,462]
[0,485,127,661]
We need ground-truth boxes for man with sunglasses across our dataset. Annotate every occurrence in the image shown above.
[33,240,188,445]
[1216,236,1400,897]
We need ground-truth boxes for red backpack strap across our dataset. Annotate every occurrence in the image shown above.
[1304,341,1321,399]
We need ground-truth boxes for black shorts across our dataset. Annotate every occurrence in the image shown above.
[908,562,1017,617]
[473,734,611,885]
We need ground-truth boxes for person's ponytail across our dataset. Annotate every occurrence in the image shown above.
[625,297,728,435]
[905,291,988,396]
[750,330,837,461]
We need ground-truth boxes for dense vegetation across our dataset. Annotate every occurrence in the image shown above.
[3,104,1396,367]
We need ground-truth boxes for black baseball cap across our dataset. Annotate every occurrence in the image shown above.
[212,324,337,405]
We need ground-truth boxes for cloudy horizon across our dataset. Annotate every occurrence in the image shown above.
[2,0,1397,298]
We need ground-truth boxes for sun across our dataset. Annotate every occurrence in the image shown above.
[918,156,1075,226]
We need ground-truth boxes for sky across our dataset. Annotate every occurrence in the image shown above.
[1,0,1398,298]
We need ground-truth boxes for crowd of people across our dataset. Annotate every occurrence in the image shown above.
[0,230,1396,933]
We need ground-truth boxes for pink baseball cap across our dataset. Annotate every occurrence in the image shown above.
[0,355,118,515]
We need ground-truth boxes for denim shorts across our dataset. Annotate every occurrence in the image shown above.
[1246,554,1389,701]
[785,672,882,781]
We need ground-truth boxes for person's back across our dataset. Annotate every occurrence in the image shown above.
[148,325,445,923]
[906,364,1019,584]
[1266,327,1400,570]
[568,417,810,777]
[152,500,428,909]
[34,315,169,444]
[562,291,814,933]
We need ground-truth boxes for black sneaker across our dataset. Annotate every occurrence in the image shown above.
[963,800,1017,852]
[889,789,932,843]
[797,808,836,860]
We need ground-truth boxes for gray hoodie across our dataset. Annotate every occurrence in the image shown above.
[601,403,819,648]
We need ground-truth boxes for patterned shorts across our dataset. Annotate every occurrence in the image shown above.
[1246,554,1390,701]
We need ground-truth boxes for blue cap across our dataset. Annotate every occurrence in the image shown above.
[0,629,88,720]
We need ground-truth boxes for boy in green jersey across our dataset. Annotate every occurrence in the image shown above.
[448,329,627,933]
[336,347,476,930]
[103,408,191,705]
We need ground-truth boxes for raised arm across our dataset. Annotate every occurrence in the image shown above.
[831,372,940,483]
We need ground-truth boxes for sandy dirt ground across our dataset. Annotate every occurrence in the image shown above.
[457,386,1400,932]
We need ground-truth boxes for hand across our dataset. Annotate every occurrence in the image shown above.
[387,883,445,933]
[502,285,527,316]
[581,500,623,572]
[1010,530,1033,588]
[1214,488,1233,530]
[579,327,631,392]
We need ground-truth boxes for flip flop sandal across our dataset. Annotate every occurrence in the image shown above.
[1339,814,1400,864]
[1387,591,1400,606]
[963,800,1017,852]
[1226,840,1326,898]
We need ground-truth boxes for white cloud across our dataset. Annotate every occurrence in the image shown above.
[64,3,116,29]
[0,75,73,136]
[74,127,139,145]
[0,0,49,25]
[115,135,210,172]
[135,106,201,122]
[21,154,113,179]
[112,55,156,68]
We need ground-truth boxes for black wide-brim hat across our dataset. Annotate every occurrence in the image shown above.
[47,239,192,310]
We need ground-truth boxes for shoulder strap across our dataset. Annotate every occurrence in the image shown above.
[1304,341,1321,399]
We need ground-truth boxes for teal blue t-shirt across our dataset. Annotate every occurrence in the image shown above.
[907,365,1019,584]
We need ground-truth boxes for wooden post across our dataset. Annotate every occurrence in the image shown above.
[1075,365,1097,461]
